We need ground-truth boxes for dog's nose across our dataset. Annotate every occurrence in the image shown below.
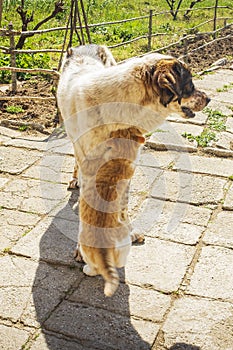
[206,97,211,105]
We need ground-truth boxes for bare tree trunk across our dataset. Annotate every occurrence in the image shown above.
[16,1,64,49]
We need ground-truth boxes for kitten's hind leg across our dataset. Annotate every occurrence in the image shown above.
[74,247,84,262]
[83,264,98,276]
[131,230,145,244]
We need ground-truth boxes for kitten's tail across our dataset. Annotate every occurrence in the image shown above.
[102,252,119,297]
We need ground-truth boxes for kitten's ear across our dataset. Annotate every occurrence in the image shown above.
[133,135,145,144]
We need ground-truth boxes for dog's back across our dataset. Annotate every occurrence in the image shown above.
[57,44,116,122]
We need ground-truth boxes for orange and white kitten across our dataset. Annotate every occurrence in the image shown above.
[77,127,145,296]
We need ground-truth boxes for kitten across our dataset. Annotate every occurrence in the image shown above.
[77,127,145,296]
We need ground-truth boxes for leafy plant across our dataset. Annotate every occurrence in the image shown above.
[0,52,50,82]
[204,108,227,131]
[6,105,24,114]
[18,125,28,131]
[182,129,217,147]
[216,82,233,92]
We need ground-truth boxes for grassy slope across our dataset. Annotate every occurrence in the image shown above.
[1,0,232,66]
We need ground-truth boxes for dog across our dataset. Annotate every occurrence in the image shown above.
[60,44,116,189]
[57,45,210,296]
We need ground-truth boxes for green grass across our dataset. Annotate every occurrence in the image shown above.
[216,82,233,92]
[182,129,217,148]
[6,105,24,114]
[1,0,233,65]
[182,108,229,147]
[204,108,227,131]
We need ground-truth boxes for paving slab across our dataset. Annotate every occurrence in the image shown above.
[161,296,233,350]
[167,110,208,125]
[187,246,233,301]
[125,237,195,292]
[204,100,233,116]
[44,300,158,350]
[0,255,82,327]
[0,325,29,350]
[131,198,211,245]
[22,153,73,184]
[1,178,68,214]
[151,170,227,205]
[69,278,171,322]
[194,69,233,91]
[30,332,93,350]
[224,182,233,210]
[11,216,79,265]
[226,117,233,133]
[212,90,233,104]
[147,122,202,152]
[0,208,40,251]
[138,149,190,169]
[0,146,42,174]
[215,130,233,151]
[174,154,233,177]
[0,177,9,188]
[203,211,233,249]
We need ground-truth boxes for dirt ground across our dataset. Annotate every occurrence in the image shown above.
[0,27,232,135]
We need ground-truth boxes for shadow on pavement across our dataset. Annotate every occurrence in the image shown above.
[170,343,201,350]
[33,191,151,349]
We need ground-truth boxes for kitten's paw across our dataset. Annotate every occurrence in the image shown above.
[68,178,79,190]
[74,249,84,263]
[131,231,145,244]
[83,264,98,276]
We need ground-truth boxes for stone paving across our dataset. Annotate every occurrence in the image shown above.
[0,68,233,350]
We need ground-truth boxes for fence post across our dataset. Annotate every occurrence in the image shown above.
[213,0,218,38]
[148,9,153,51]
[0,0,3,27]
[8,22,17,93]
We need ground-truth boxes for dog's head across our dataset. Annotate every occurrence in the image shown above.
[146,58,210,118]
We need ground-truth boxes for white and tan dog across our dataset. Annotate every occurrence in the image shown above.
[57,45,210,296]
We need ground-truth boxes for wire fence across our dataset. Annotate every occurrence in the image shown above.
[0,4,232,93]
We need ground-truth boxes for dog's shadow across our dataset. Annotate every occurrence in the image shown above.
[32,190,150,349]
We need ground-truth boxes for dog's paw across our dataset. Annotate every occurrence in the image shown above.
[68,178,79,190]
[74,249,84,263]
[131,231,145,244]
[83,264,98,276]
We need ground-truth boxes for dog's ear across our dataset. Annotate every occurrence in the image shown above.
[98,46,108,65]
[157,61,184,106]
[150,60,189,107]
[98,46,116,67]
[66,47,73,58]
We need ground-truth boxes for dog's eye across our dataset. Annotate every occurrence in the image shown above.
[183,82,195,98]
[166,88,175,99]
